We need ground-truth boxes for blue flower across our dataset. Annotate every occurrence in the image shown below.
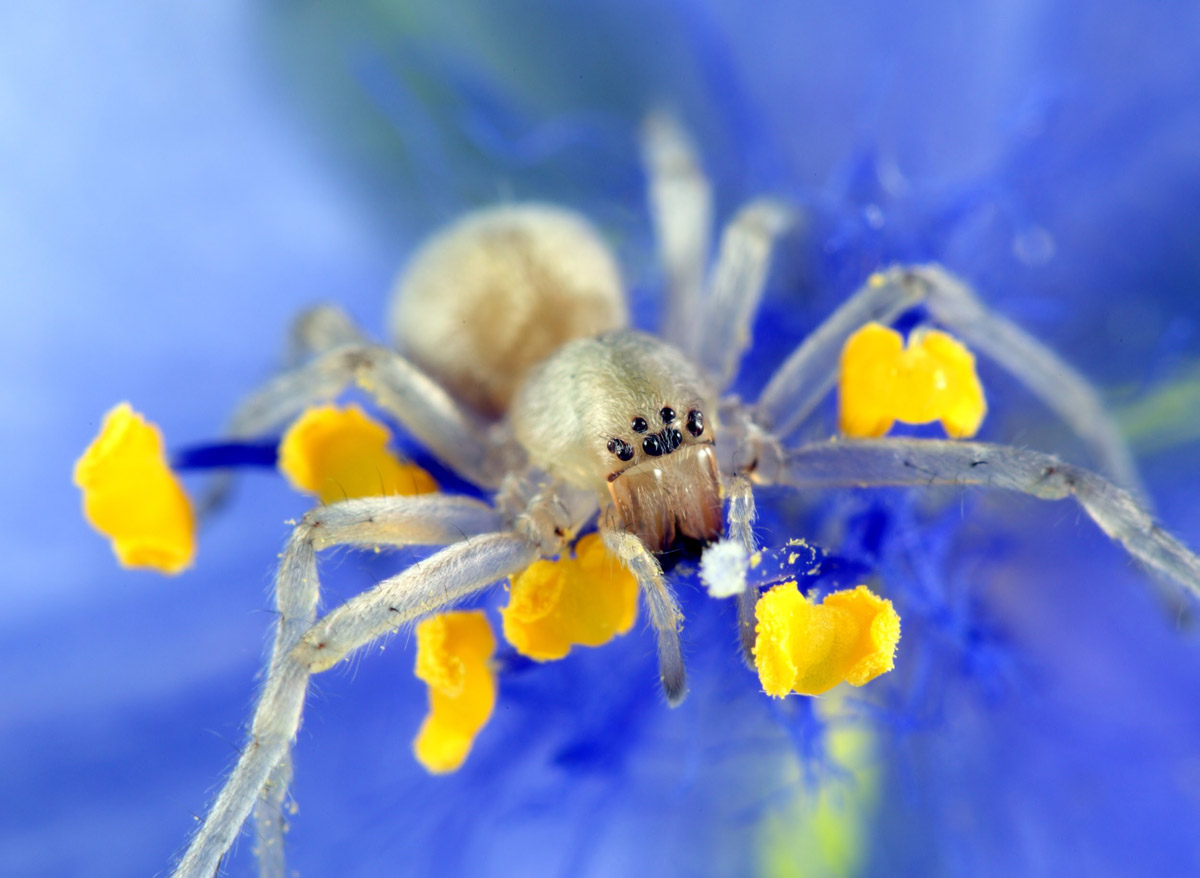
[8,2,1200,876]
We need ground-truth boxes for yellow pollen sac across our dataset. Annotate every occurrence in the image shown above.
[73,402,196,574]
[753,583,901,697]
[501,533,639,661]
[413,610,496,774]
[839,322,986,439]
[277,404,437,503]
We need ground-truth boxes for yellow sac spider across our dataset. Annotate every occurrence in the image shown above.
[93,115,1198,878]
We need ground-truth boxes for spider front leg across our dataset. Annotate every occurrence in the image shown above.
[171,495,532,878]
[781,438,1200,601]
[602,527,688,705]
[723,475,760,666]
[754,265,1144,497]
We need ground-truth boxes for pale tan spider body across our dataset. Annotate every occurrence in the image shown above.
[512,332,722,551]
[388,204,628,417]
[389,203,722,551]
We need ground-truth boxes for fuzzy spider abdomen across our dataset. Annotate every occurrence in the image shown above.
[388,204,628,417]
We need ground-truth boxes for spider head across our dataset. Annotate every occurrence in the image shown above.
[511,330,723,553]
[605,421,723,554]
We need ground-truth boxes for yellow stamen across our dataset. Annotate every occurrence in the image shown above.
[501,533,639,661]
[277,404,437,503]
[413,610,496,774]
[753,583,900,697]
[839,322,986,439]
[73,403,196,574]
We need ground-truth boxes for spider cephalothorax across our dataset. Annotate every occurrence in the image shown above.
[511,330,723,552]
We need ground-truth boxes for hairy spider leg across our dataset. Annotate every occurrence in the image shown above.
[696,199,794,392]
[754,265,1144,499]
[172,520,316,878]
[284,303,369,368]
[198,304,374,516]
[255,495,506,872]
[641,113,794,391]
[220,344,499,490]
[252,750,290,878]
[723,475,760,666]
[642,110,713,356]
[780,438,1200,601]
[292,533,537,673]
[602,528,688,705]
[171,496,528,878]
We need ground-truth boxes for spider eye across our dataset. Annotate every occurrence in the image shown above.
[631,416,649,433]
[665,428,682,452]
[686,409,704,437]
[642,435,664,456]
[607,438,634,461]
[659,407,675,424]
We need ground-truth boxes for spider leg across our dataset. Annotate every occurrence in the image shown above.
[780,438,1200,601]
[222,344,498,487]
[723,475,760,667]
[641,111,712,357]
[200,306,374,515]
[171,496,527,878]
[698,199,793,391]
[252,494,502,873]
[302,494,505,551]
[293,532,537,673]
[602,528,688,705]
[172,524,317,878]
[252,754,291,878]
[755,265,1144,497]
[285,303,368,367]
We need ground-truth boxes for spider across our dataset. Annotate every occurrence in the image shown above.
[158,113,1200,877]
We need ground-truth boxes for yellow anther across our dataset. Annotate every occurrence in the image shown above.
[753,583,900,697]
[412,610,496,774]
[73,402,196,574]
[277,404,437,503]
[839,322,986,439]
[501,533,639,661]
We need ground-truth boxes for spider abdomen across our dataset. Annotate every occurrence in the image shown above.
[388,204,628,417]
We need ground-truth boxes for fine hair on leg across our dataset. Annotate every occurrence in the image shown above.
[723,475,760,667]
[781,438,1200,601]
[171,527,317,878]
[602,528,687,705]
[293,533,538,674]
[641,110,712,356]
[755,265,1144,497]
[697,199,793,391]
[219,345,498,487]
[252,756,291,878]
[171,498,537,878]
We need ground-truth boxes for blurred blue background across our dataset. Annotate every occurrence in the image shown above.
[4,1,1200,876]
